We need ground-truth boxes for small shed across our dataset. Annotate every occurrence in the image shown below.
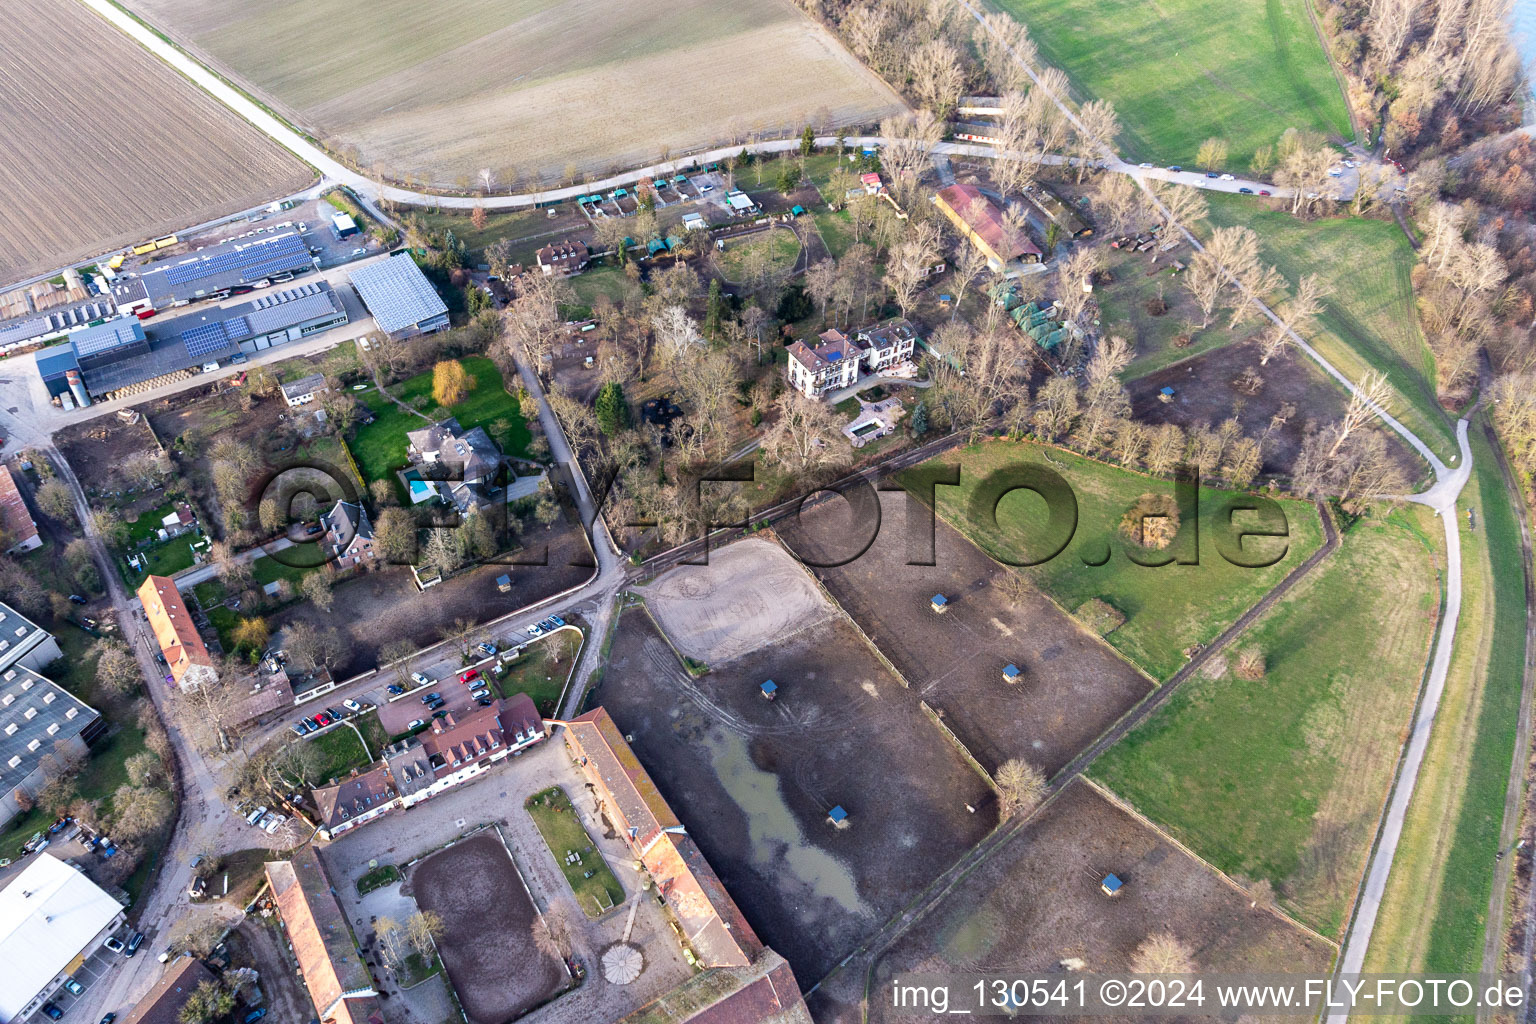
[496,574,512,593]
[828,805,849,829]
[930,593,949,614]
[790,205,806,217]
[760,679,778,701]
[1101,873,1124,896]
[1002,663,1022,683]
[1159,386,1175,404]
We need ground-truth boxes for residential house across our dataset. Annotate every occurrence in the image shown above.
[264,847,382,1024]
[404,418,506,513]
[562,707,761,968]
[536,241,589,277]
[931,183,1041,270]
[0,664,103,830]
[382,738,434,807]
[0,465,41,554]
[229,661,296,733]
[282,373,330,407]
[785,329,862,399]
[313,765,396,840]
[319,500,376,570]
[853,318,918,374]
[138,575,217,688]
[119,956,219,1024]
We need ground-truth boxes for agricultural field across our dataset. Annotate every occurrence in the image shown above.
[1204,194,1456,463]
[993,0,1351,170]
[120,0,904,187]
[1364,423,1529,974]
[908,440,1326,681]
[1093,505,1441,937]
[0,0,312,285]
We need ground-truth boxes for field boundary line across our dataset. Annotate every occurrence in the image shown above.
[1082,776,1341,951]
[1299,0,1362,145]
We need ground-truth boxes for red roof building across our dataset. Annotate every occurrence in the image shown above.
[0,465,40,554]
[138,575,216,688]
[932,183,1042,269]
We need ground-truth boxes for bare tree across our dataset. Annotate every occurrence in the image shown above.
[1130,931,1196,973]
[972,10,1037,92]
[375,917,409,972]
[406,911,444,959]
[908,38,965,117]
[531,903,574,963]
[995,758,1048,819]
[1073,100,1120,182]
[761,393,848,474]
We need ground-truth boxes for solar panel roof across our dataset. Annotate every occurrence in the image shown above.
[348,256,449,335]
[159,232,310,287]
[70,318,145,357]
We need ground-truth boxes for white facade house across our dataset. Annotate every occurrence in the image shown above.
[785,319,920,399]
[0,855,125,1022]
[281,373,329,407]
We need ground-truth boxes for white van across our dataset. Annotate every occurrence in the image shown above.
[244,805,267,826]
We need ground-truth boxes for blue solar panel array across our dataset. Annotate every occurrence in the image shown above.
[181,322,234,357]
[161,233,309,286]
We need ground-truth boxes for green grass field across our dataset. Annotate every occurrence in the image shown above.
[1364,424,1528,973]
[1094,506,1440,936]
[1204,195,1455,463]
[351,356,530,485]
[493,629,580,716]
[909,441,1325,681]
[992,0,1351,169]
[525,786,623,918]
[717,228,801,284]
[302,726,372,785]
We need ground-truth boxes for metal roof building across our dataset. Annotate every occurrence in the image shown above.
[110,231,315,313]
[0,300,116,355]
[0,665,103,830]
[0,600,62,677]
[348,255,449,339]
[0,855,126,1022]
[68,283,348,397]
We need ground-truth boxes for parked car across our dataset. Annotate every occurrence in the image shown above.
[343,699,363,713]
[387,684,405,696]
[125,932,144,957]
[470,688,490,701]
[432,709,450,719]
[476,642,497,657]
[411,672,431,686]
[526,624,544,638]
[426,698,445,711]
[1219,173,1236,181]
[245,806,267,826]
[476,698,494,707]
[459,668,479,684]
[263,814,286,834]
[1238,187,1253,194]
[68,594,87,605]
[407,718,425,730]
[291,722,310,738]
[64,978,85,995]
[42,1004,63,1021]
[255,812,274,831]
[420,692,441,704]
[1167,165,1182,172]
[245,1010,268,1023]
[1205,171,1219,178]
[1138,162,1153,168]
[312,713,331,727]
[100,1014,117,1024]
[104,937,125,954]
[325,707,344,721]
[1258,189,1272,196]
[157,947,175,963]
[549,615,566,628]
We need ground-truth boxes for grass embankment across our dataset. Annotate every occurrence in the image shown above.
[1204,194,1455,463]
[357,863,401,895]
[1364,423,1529,975]
[1094,506,1441,936]
[351,355,530,485]
[525,786,623,918]
[992,0,1350,169]
[909,441,1324,681]
[493,630,580,716]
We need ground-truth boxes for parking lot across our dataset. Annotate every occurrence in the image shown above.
[23,926,129,1023]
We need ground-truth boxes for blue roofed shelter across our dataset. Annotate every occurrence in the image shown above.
[1101,873,1124,896]
[760,679,778,701]
[1003,663,1021,682]
[931,593,948,613]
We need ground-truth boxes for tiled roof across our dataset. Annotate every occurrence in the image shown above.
[119,956,217,1024]
[420,705,505,773]
[0,466,39,550]
[935,184,1038,260]
[313,765,395,829]
[265,847,376,1024]
[137,575,213,685]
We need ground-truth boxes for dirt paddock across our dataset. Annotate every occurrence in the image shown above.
[780,492,1154,776]
[407,830,563,1024]
[860,781,1333,1024]
[640,537,832,663]
[592,600,993,986]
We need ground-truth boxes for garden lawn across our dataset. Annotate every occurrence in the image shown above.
[569,264,630,312]
[350,355,529,485]
[1363,423,1528,973]
[812,208,856,259]
[252,543,324,586]
[1205,194,1455,463]
[717,228,800,283]
[909,440,1325,681]
[493,630,580,716]
[525,786,623,918]
[1094,506,1441,937]
[302,726,372,785]
[412,207,552,258]
[992,0,1350,170]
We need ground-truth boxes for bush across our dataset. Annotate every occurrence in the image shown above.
[1119,493,1180,549]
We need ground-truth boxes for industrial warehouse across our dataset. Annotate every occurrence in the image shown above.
[36,281,349,405]
[109,229,316,315]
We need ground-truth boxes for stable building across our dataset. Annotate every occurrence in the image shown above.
[0,465,42,554]
[931,183,1041,271]
[0,600,63,676]
[265,848,382,1024]
[348,255,449,340]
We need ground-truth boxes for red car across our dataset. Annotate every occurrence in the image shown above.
[459,668,480,684]
[312,713,331,728]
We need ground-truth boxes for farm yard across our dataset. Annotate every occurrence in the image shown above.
[1093,506,1441,937]
[0,0,312,284]
[600,539,995,983]
[862,781,1334,1022]
[906,441,1326,682]
[407,831,565,1024]
[992,0,1351,170]
[119,0,905,187]
[781,492,1154,777]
